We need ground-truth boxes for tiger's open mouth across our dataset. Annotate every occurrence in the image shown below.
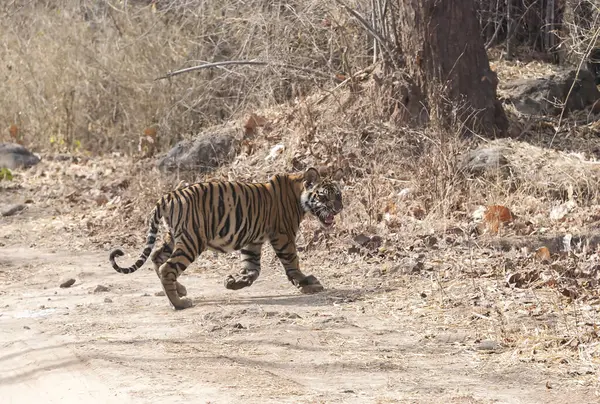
[319,213,335,228]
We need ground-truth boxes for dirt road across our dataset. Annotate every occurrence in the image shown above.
[1,240,596,403]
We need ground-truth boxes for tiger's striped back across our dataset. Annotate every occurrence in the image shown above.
[162,173,307,254]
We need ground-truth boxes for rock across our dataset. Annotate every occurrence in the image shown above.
[94,284,109,293]
[436,331,470,344]
[157,129,236,173]
[353,234,371,246]
[0,143,41,169]
[154,290,165,296]
[461,147,511,177]
[501,69,600,116]
[1,204,27,217]
[587,48,600,85]
[103,297,113,303]
[476,339,501,351]
[59,278,76,288]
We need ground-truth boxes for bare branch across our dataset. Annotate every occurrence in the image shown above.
[156,60,332,81]
[155,60,268,80]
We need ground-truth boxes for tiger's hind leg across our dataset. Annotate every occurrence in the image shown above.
[158,242,198,310]
[150,232,187,297]
[224,242,263,290]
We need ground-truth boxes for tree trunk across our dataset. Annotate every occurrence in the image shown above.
[397,0,508,135]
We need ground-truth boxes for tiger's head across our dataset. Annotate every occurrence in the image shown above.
[300,167,344,228]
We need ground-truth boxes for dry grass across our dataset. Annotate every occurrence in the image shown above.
[0,0,373,154]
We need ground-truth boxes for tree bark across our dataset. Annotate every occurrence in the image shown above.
[396,0,508,135]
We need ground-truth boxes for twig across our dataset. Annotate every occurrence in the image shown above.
[314,64,378,105]
[155,60,332,81]
[550,22,600,147]
[334,0,399,70]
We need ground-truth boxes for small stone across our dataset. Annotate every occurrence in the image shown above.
[232,323,246,329]
[476,339,500,351]
[59,278,76,288]
[436,331,470,344]
[353,234,371,246]
[104,297,113,303]
[154,291,165,296]
[94,284,110,293]
[23,325,30,330]
[39,305,45,309]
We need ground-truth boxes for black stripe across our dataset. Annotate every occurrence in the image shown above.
[220,215,230,238]
[217,183,225,219]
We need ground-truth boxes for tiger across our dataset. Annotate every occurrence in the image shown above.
[109,167,344,310]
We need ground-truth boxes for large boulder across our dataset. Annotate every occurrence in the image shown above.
[500,69,600,116]
[157,128,237,173]
[0,143,41,169]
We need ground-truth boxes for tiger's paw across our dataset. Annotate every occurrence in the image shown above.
[224,274,252,290]
[171,297,194,310]
[298,275,324,294]
[224,269,259,290]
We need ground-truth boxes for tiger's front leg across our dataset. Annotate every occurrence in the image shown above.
[270,236,324,294]
[224,242,263,290]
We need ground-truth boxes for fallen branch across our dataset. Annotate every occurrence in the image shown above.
[156,60,332,81]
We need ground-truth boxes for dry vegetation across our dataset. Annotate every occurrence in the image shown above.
[0,0,375,153]
[2,0,600,401]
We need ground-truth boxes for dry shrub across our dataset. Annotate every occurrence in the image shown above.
[560,0,600,65]
[481,138,600,203]
[0,0,373,154]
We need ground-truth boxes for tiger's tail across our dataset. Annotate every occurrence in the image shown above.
[110,203,162,274]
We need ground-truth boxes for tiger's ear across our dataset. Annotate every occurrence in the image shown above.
[332,168,344,182]
[303,167,320,189]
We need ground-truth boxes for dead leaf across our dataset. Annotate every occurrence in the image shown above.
[484,205,513,235]
[138,126,158,157]
[383,201,398,215]
[94,194,109,206]
[535,247,551,263]
[243,113,269,137]
[334,73,346,83]
[410,204,426,220]
[9,124,21,144]
[506,270,539,288]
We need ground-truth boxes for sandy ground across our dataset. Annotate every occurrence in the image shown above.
[1,162,599,404]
